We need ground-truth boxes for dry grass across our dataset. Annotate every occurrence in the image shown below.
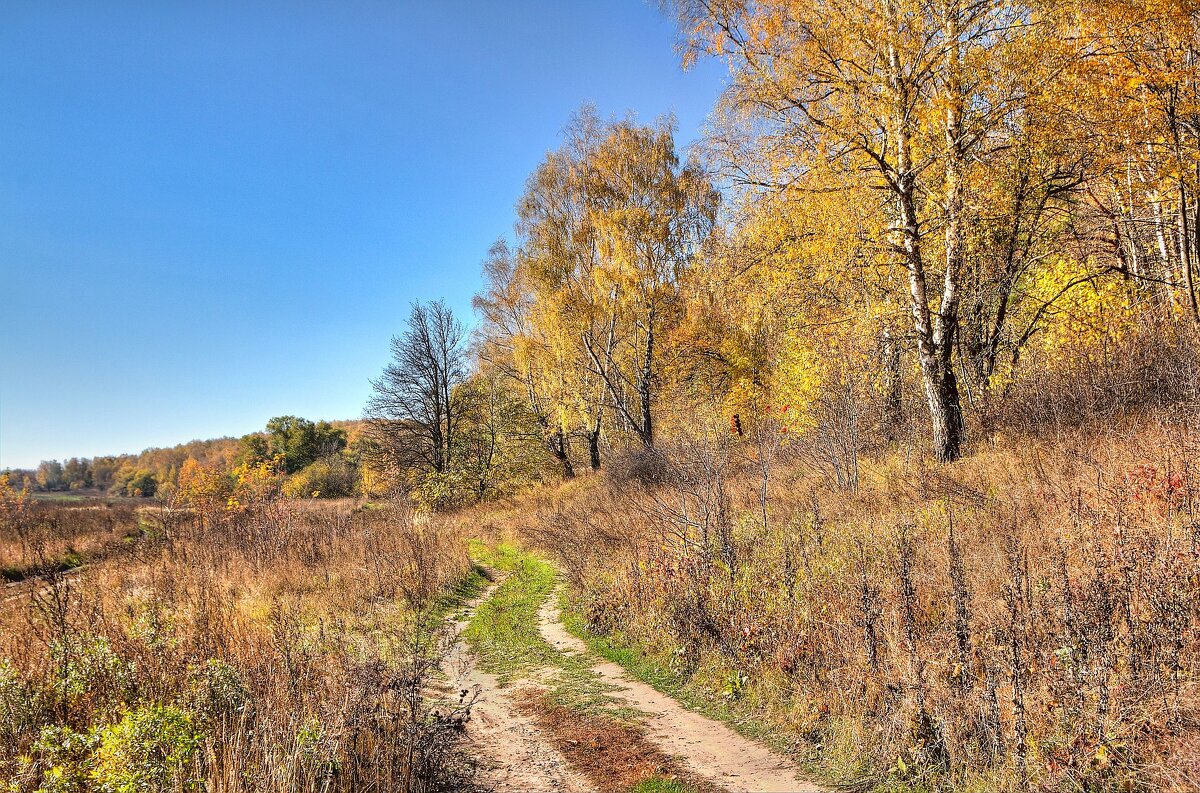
[0,492,479,792]
[0,500,142,582]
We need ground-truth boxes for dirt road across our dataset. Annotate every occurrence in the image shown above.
[537,593,821,793]
[444,561,823,793]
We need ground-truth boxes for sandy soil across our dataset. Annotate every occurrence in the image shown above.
[536,593,823,793]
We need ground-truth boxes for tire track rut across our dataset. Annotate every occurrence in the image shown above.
[536,591,822,793]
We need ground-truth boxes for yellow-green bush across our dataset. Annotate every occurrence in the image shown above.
[90,705,199,793]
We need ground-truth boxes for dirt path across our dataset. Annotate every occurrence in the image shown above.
[537,593,823,793]
[441,577,595,793]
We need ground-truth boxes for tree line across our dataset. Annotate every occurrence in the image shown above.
[4,417,364,500]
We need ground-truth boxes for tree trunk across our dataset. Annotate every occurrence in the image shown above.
[888,23,964,464]
[549,426,574,479]
[898,170,963,463]
[1181,179,1199,323]
[638,312,655,448]
[587,425,602,471]
[1193,161,1200,299]
[938,349,964,460]
[917,345,963,463]
[587,433,602,471]
[931,3,966,462]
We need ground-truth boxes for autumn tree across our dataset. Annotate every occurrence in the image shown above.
[1046,0,1200,318]
[510,108,718,455]
[583,114,720,446]
[62,457,92,490]
[176,458,232,523]
[515,113,618,466]
[675,0,1053,460]
[474,239,578,477]
[455,372,545,500]
[35,460,63,491]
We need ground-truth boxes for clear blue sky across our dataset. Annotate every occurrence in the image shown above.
[0,0,725,469]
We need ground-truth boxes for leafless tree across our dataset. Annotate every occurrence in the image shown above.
[365,301,467,480]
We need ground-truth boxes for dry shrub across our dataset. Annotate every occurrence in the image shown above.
[603,446,674,489]
[988,313,1200,434]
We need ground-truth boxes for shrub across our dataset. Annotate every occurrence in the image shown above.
[184,660,248,729]
[27,724,96,793]
[108,469,157,499]
[604,446,673,488]
[0,660,42,753]
[411,469,471,511]
[281,456,356,499]
[90,705,199,793]
[294,717,338,784]
[51,637,137,716]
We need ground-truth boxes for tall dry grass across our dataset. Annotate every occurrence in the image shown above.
[0,500,142,582]
[0,491,478,793]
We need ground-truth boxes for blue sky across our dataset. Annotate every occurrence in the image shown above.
[0,1,726,469]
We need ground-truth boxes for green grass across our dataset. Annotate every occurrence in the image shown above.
[0,550,88,583]
[461,549,558,681]
[631,777,698,793]
[466,539,525,575]
[28,492,91,503]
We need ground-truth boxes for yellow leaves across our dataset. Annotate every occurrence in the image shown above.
[0,473,31,528]
[1025,255,1138,370]
[226,457,283,514]
[176,458,231,517]
[769,331,823,434]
